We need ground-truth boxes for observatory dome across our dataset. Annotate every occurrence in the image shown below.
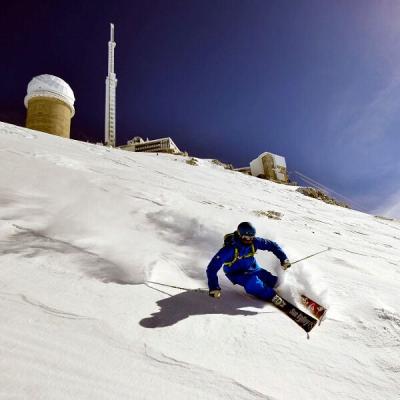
[24,74,75,116]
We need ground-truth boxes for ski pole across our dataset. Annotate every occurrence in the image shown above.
[146,280,208,292]
[291,247,331,266]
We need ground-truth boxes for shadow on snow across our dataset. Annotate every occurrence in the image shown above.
[140,287,273,328]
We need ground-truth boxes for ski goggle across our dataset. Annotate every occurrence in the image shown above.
[240,234,255,242]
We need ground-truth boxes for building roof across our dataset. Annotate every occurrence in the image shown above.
[24,74,75,115]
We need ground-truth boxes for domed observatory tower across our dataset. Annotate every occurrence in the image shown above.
[24,74,75,138]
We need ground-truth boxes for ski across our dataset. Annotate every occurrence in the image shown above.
[146,281,319,335]
[300,294,327,323]
[272,294,318,334]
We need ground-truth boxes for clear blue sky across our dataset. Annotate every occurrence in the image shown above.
[1,1,399,217]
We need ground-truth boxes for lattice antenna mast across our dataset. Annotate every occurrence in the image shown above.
[105,23,117,146]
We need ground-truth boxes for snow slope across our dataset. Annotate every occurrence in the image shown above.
[0,121,399,400]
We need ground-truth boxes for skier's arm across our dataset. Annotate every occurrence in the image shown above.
[254,237,287,264]
[206,246,234,290]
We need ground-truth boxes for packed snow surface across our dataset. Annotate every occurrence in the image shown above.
[1,121,399,399]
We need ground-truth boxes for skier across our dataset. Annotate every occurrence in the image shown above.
[206,222,291,301]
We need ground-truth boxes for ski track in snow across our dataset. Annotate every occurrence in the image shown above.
[1,121,400,399]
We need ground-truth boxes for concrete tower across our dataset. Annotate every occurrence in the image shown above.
[105,23,117,147]
[24,74,75,138]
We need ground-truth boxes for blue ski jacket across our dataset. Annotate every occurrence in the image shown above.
[206,234,287,290]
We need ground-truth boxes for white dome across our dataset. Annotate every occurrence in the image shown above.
[24,74,75,116]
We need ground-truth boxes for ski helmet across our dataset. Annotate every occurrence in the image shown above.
[237,222,256,237]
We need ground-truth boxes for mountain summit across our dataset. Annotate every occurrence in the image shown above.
[1,121,399,400]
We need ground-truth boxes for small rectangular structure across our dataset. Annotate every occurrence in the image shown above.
[250,152,288,182]
[234,166,252,175]
[120,136,181,154]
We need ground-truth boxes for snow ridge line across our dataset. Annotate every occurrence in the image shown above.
[143,344,277,400]
[0,291,92,320]
[21,295,93,320]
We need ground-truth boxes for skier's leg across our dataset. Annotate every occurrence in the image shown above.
[226,272,275,301]
[256,269,279,288]
[243,275,276,301]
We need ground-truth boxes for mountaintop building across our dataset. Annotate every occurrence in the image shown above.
[24,74,75,138]
[119,136,181,154]
[250,152,288,182]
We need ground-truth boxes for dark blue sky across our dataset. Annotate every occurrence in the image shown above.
[1,1,399,216]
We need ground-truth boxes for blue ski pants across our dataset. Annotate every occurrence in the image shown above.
[226,268,278,301]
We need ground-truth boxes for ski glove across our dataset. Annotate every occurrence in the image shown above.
[281,259,291,270]
[209,289,221,299]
